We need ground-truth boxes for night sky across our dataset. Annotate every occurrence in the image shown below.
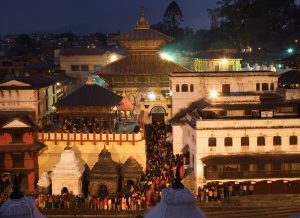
[0,0,217,35]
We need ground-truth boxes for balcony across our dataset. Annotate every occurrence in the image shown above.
[206,170,300,180]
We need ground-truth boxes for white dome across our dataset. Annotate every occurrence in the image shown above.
[144,188,205,218]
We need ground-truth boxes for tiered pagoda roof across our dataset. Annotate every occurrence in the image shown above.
[97,10,190,79]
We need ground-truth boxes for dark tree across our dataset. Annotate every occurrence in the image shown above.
[152,1,184,38]
[163,1,183,30]
[210,0,299,52]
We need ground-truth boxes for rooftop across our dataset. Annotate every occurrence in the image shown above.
[169,71,277,77]
[56,83,122,107]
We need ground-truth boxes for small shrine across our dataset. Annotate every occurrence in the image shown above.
[37,172,51,194]
[51,144,85,195]
[89,146,119,196]
[117,96,134,120]
[120,156,142,190]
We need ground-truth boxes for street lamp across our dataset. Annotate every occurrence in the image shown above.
[147,92,156,101]
[287,48,294,54]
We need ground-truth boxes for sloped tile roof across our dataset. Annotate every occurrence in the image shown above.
[56,84,122,107]
[97,54,191,76]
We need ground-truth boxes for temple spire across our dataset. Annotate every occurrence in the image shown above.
[136,7,150,29]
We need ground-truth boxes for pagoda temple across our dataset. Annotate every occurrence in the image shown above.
[97,10,190,124]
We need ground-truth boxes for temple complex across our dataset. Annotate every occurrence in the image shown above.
[51,144,85,195]
[97,10,191,124]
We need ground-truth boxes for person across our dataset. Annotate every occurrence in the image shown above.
[249,184,254,195]
[228,184,233,197]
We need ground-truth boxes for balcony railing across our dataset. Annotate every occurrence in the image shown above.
[206,170,300,180]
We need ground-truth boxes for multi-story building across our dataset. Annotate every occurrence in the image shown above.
[170,70,300,194]
[0,115,45,193]
[56,48,123,79]
[97,11,190,124]
[0,74,58,121]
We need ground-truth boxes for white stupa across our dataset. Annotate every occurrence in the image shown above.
[37,172,51,193]
[145,171,205,218]
[51,144,85,195]
[0,177,45,218]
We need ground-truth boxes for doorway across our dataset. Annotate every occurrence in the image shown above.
[150,106,166,124]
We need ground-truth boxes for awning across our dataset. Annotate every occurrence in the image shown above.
[202,154,300,165]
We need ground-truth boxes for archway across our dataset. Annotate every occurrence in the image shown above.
[61,187,69,194]
[98,184,108,198]
[150,106,166,124]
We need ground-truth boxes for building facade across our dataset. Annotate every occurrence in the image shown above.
[56,48,123,79]
[0,115,45,193]
[0,74,58,121]
[170,71,300,193]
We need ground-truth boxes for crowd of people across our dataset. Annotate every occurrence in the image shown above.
[198,183,255,203]
[40,113,112,133]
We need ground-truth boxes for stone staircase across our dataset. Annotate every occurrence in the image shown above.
[198,194,300,218]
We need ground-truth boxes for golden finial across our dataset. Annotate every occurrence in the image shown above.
[136,7,150,29]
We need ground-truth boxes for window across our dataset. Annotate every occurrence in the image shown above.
[228,65,233,71]
[176,84,180,92]
[207,165,218,172]
[12,132,23,144]
[181,84,188,92]
[224,137,233,146]
[241,137,249,146]
[208,137,216,147]
[81,65,89,71]
[94,65,102,71]
[290,136,298,145]
[257,136,265,146]
[256,83,260,91]
[71,65,79,71]
[222,84,230,95]
[273,136,281,146]
[190,84,194,92]
[215,65,220,71]
[270,83,274,91]
[12,153,24,168]
[262,83,269,91]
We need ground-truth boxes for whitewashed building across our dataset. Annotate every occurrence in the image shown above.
[170,71,300,194]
